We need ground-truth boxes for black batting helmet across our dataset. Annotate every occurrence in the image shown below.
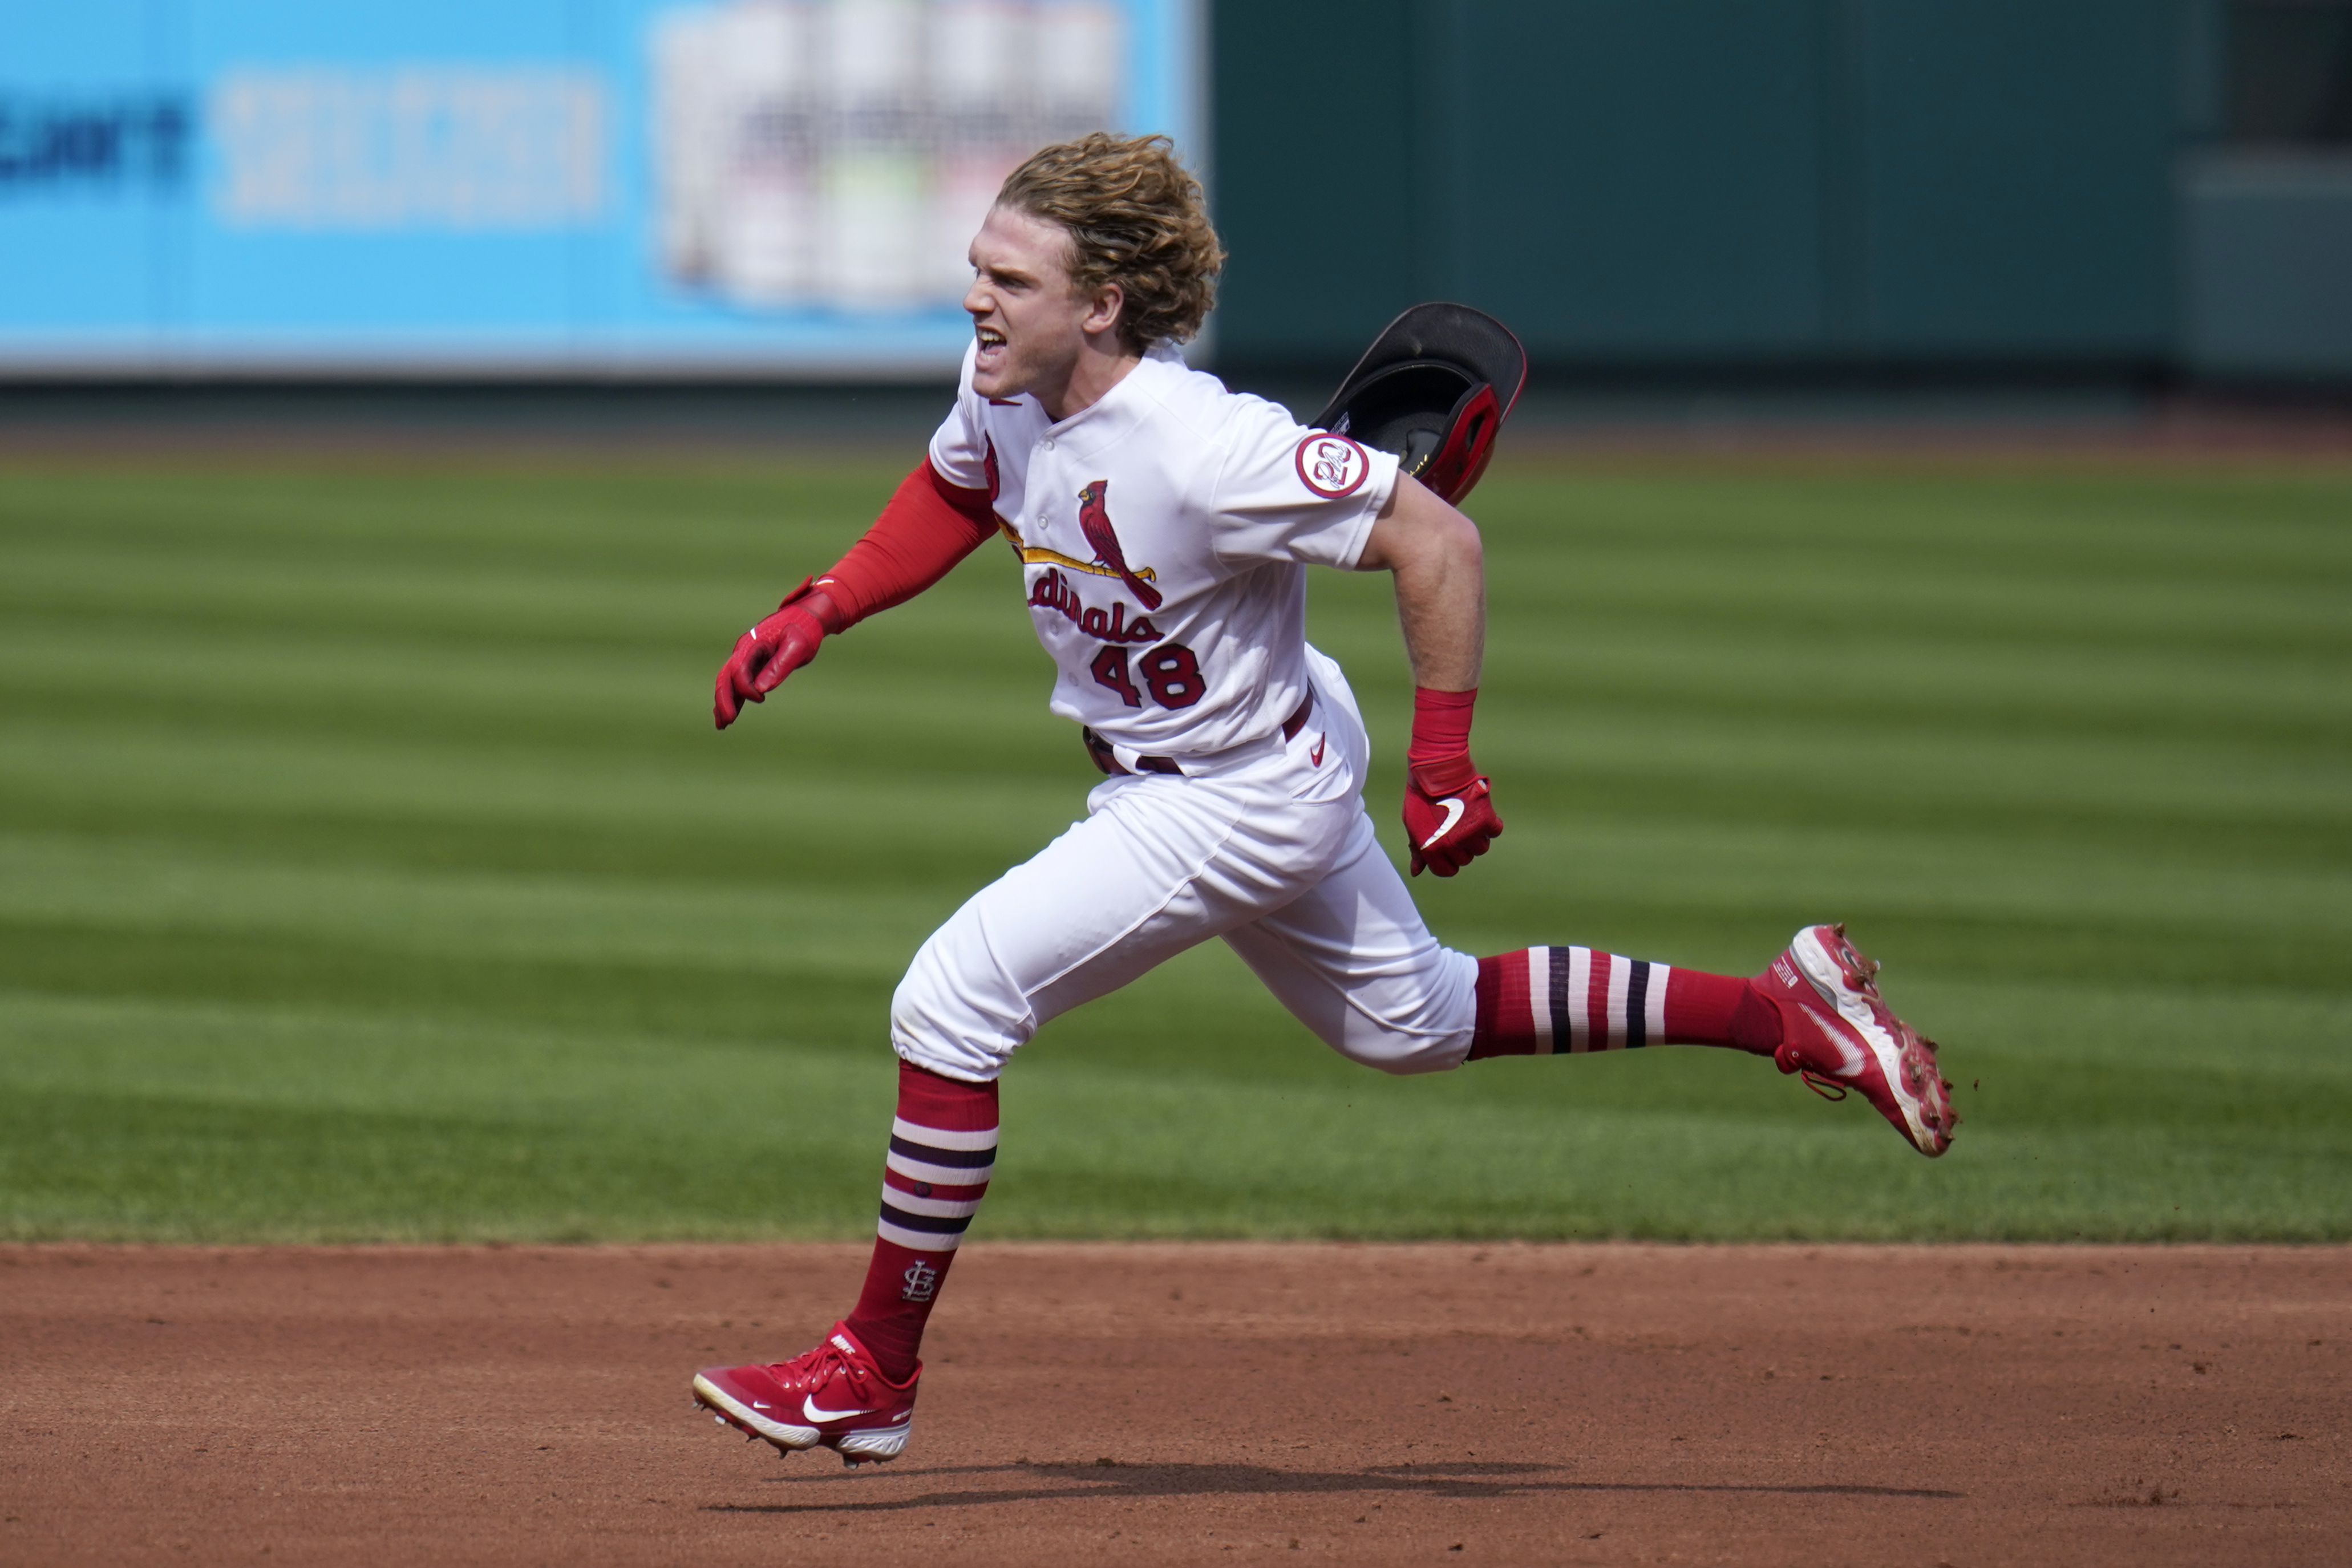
[1310,303,1527,505]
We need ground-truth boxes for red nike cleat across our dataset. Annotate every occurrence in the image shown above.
[691,1322,917,1467]
[1759,924,1957,1157]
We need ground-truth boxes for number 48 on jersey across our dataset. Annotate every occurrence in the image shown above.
[1091,643,1206,710]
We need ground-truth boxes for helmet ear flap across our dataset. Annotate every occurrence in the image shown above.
[1311,303,1525,507]
[1418,381,1501,505]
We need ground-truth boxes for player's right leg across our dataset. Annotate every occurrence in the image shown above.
[698,727,1361,1464]
[691,1056,989,1466]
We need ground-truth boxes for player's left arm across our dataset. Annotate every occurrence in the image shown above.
[1358,473,1483,688]
[1354,474,1501,876]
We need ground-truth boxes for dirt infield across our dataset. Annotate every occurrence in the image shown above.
[3,1245,2344,1565]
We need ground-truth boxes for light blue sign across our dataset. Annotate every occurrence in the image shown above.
[0,0,1200,371]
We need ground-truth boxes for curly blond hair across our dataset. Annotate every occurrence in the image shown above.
[996,133,1225,352]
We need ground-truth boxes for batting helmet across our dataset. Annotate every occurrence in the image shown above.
[1311,302,1527,506]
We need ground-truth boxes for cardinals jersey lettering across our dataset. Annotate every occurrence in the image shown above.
[928,341,1400,755]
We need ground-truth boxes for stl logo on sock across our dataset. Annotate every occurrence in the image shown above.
[900,1260,939,1303]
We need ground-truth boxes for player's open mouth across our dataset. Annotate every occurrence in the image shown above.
[975,326,1006,350]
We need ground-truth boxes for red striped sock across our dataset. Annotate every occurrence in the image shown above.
[1468,947,1781,1059]
[843,1059,998,1384]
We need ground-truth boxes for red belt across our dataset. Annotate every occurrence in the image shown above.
[1084,694,1314,777]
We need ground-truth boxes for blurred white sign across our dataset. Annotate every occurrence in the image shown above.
[212,67,609,230]
[652,0,1121,312]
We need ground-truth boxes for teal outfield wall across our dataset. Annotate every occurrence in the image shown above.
[1208,1,2184,372]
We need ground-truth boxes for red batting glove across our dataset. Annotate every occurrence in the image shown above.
[713,578,843,730]
[1402,687,1504,877]
[1404,761,1503,877]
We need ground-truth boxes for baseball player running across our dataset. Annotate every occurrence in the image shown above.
[691,134,1956,1468]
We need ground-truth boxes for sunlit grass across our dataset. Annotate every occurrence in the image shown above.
[2,455,2346,1240]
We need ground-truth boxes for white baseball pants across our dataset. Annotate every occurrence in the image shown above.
[891,649,1479,1083]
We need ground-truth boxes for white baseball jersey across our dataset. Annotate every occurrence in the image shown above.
[927,340,1401,757]
[893,341,1478,1087]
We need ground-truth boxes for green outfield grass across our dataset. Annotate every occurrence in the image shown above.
[2,451,2346,1242]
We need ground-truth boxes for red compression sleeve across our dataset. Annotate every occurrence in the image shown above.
[1406,687,1480,785]
[812,461,998,629]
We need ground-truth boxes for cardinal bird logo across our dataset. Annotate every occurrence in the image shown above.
[1075,480,1162,610]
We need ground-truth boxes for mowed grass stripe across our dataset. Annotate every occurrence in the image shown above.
[1,456,2346,1241]
[9,602,2345,767]
[6,997,2343,1244]
[6,983,2346,1243]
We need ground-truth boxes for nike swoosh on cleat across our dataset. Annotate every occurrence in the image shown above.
[803,1396,873,1423]
[1418,797,1465,850]
[1811,1015,1867,1077]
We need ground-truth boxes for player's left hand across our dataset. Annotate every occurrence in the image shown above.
[714,579,837,730]
[1403,761,1503,877]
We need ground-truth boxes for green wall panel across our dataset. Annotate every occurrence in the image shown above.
[1857,0,2179,356]
[1208,0,1422,359]
[1448,1,1832,356]
[1208,0,2184,369]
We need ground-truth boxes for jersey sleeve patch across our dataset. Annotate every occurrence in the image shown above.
[1294,433,1371,499]
[1207,396,1396,572]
